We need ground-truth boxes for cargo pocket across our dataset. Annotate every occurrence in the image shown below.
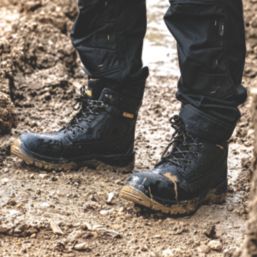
[72,0,121,77]
[165,0,234,98]
[181,58,235,99]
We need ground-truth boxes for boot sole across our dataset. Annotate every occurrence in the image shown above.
[11,138,134,173]
[120,184,226,216]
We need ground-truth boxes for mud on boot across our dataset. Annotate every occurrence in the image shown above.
[12,80,143,172]
[120,115,228,216]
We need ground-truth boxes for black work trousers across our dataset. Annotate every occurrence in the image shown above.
[71,0,247,143]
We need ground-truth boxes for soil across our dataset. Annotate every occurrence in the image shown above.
[241,1,257,256]
[0,1,255,257]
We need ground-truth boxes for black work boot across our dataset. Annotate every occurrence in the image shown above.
[11,80,143,172]
[120,115,228,215]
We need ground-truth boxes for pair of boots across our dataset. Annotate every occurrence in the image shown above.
[11,80,228,216]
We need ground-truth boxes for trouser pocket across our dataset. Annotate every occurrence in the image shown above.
[165,0,245,99]
[71,0,147,81]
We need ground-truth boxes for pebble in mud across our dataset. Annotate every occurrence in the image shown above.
[161,248,185,257]
[66,230,85,243]
[106,192,116,205]
[49,220,64,235]
[39,174,49,179]
[204,224,217,239]
[208,240,223,252]
[73,242,91,252]
[162,249,174,257]
[99,209,114,216]
[197,244,211,254]
[83,201,100,211]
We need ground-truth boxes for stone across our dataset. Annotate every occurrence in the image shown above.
[208,240,222,252]
[73,242,91,252]
[106,192,116,205]
[50,220,64,235]
[197,244,210,254]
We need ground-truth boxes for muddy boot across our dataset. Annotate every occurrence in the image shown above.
[120,115,228,216]
[11,81,142,172]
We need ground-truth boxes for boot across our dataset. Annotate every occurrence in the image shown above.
[11,80,143,172]
[120,115,228,215]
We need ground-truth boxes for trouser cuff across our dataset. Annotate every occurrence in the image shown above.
[179,104,238,143]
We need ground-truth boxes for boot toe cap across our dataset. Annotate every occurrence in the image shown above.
[20,132,41,151]
[20,132,62,158]
[127,172,178,205]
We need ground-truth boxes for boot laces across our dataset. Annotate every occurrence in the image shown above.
[63,87,108,132]
[159,115,202,167]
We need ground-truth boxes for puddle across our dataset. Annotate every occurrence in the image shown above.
[143,1,179,78]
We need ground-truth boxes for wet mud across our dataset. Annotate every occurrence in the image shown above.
[241,1,257,256]
[0,0,255,256]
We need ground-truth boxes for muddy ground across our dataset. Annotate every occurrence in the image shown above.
[0,0,255,256]
[241,1,257,256]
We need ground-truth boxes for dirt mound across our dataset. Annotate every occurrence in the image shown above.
[0,0,82,161]
[242,94,257,256]
[0,92,15,134]
[0,0,79,131]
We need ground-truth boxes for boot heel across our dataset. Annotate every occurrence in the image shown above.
[204,179,227,205]
[100,154,135,173]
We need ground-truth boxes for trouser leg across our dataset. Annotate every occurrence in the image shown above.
[71,0,148,100]
[165,0,247,143]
